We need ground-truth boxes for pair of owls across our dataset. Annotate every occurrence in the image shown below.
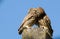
[18,7,53,36]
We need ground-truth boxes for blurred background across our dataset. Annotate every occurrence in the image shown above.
[0,0,60,39]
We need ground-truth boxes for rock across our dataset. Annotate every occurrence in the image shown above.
[22,27,52,39]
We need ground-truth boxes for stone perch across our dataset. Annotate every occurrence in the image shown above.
[18,7,53,39]
[22,27,52,39]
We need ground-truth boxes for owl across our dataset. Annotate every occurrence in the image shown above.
[18,8,39,34]
[36,8,53,36]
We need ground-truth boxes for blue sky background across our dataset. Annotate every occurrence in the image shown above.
[0,0,60,39]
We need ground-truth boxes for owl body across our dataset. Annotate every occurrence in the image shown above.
[38,15,53,36]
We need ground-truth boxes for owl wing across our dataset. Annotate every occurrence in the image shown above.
[18,13,34,31]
